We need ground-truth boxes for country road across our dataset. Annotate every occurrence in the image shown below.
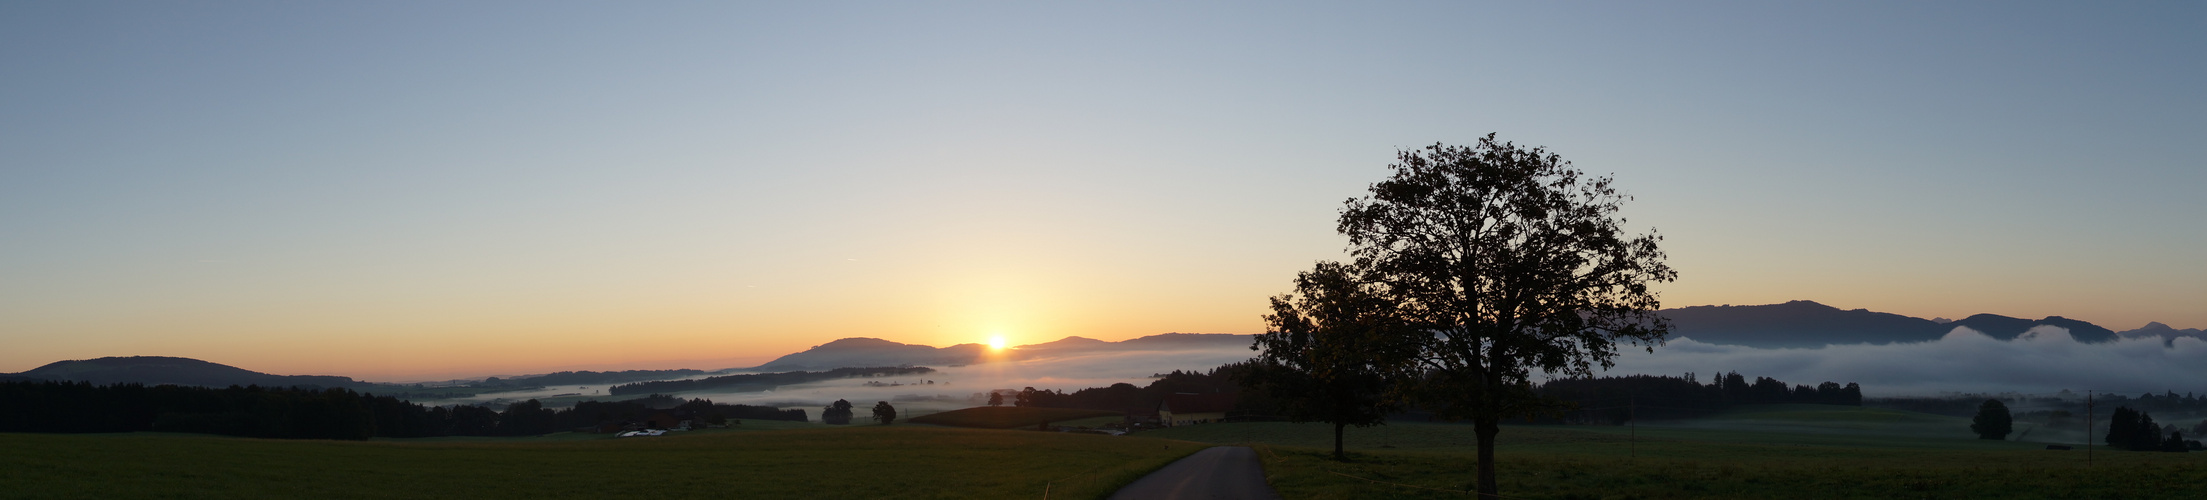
[1108,446,1281,500]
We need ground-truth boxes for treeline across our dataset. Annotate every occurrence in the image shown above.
[2106,406,2202,452]
[608,366,935,395]
[561,395,807,429]
[1005,363,1270,414]
[0,380,801,440]
[1533,372,1862,423]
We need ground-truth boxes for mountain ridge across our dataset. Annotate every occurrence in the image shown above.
[744,333,1254,372]
[1661,300,2158,348]
[11,308,2195,388]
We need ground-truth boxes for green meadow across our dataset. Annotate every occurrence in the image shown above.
[7,404,2202,499]
[1146,404,2207,499]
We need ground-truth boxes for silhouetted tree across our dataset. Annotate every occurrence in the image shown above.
[1970,399,2012,440]
[2107,407,2140,449]
[986,391,1004,407]
[1243,260,1417,461]
[499,399,558,436]
[2133,412,2160,451]
[1720,372,1750,402]
[822,399,854,425]
[872,401,897,425]
[2164,431,2190,453]
[1337,135,1674,499]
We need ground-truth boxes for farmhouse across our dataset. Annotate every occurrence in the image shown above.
[1157,392,1237,427]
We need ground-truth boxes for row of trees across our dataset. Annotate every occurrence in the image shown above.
[1240,135,1676,499]
[988,366,1254,412]
[1532,373,1862,424]
[0,380,802,439]
[818,399,897,425]
[2106,406,2199,452]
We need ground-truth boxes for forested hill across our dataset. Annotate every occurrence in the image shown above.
[10,356,367,390]
[1661,301,2130,348]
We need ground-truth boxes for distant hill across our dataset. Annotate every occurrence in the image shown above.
[10,356,366,389]
[747,333,1254,371]
[1660,301,1947,348]
[1661,301,2126,348]
[745,338,989,371]
[2117,322,2207,346]
[1945,314,2115,342]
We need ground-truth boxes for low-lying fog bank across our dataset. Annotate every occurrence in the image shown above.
[1598,325,2207,397]
[532,345,1263,420]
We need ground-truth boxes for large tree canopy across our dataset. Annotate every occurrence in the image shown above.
[1339,134,1674,498]
[1971,399,2013,440]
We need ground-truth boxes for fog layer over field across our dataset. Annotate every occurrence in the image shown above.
[1602,326,2207,396]
[682,345,1260,418]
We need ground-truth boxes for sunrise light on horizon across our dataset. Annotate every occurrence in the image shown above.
[2,2,2200,381]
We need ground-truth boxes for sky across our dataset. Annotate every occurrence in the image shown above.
[3,1,2201,381]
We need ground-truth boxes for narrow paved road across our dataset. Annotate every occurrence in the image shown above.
[1108,446,1281,500]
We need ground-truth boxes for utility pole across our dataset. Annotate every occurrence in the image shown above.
[2086,390,2093,469]
[1629,395,1636,459]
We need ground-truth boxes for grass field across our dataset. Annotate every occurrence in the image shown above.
[10,404,2202,499]
[1,424,1200,499]
[906,406,1122,429]
[1144,405,2207,499]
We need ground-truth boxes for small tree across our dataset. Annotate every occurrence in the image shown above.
[872,401,897,425]
[1970,399,2012,440]
[1244,260,1418,461]
[822,399,854,425]
[2107,407,2139,449]
[2132,412,2161,451]
[986,392,1004,407]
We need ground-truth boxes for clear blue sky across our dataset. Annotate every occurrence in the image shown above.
[3,1,2200,379]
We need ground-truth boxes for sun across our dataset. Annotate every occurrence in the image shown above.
[987,335,1006,350]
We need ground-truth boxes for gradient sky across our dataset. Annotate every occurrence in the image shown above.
[4,2,2201,381]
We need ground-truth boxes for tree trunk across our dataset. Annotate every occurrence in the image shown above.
[1474,415,1500,499]
[1334,422,1346,461]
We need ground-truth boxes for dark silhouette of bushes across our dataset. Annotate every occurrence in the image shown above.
[0,380,802,439]
[1531,372,1862,423]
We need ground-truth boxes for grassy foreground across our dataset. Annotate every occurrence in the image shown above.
[1,424,1201,499]
[1145,406,2207,500]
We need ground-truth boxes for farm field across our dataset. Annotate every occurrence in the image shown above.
[1,424,1199,499]
[1144,404,2207,499]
